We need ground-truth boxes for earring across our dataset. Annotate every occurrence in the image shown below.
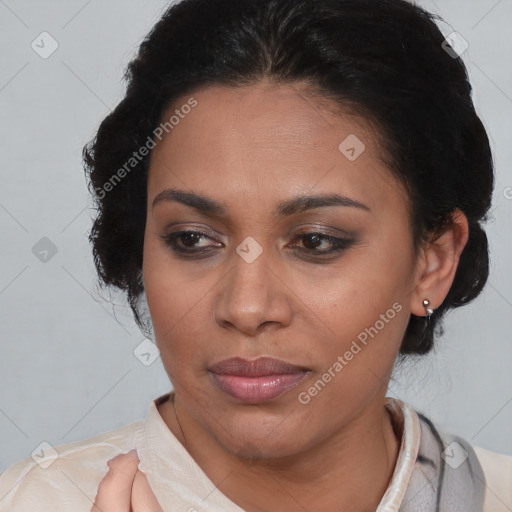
[422,299,434,320]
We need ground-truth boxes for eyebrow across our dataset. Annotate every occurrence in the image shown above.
[152,188,371,217]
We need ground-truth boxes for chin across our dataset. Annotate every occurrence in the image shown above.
[209,414,310,461]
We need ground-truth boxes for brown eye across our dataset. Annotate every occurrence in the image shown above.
[159,230,355,260]
[179,231,206,247]
[292,232,355,255]
[160,230,222,254]
[301,234,324,250]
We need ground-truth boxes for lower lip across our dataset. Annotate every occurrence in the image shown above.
[210,372,308,403]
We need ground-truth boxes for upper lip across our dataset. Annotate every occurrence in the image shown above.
[209,357,309,377]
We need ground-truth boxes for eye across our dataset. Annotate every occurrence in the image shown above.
[160,230,222,254]
[159,229,356,258]
[291,232,355,255]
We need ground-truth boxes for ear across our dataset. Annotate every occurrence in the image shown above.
[409,209,469,317]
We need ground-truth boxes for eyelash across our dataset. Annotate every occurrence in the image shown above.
[159,230,355,258]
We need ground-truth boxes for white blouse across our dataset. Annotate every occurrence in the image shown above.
[0,392,510,511]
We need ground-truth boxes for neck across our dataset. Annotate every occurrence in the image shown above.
[158,391,400,512]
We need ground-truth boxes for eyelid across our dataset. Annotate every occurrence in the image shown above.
[294,224,353,235]
[162,222,223,241]
[291,223,356,242]
[162,223,353,241]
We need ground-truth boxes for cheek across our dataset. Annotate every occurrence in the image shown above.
[305,231,413,365]
[144,271,205,348]
[142,238,217,375]
[304,296,408,416]
[144,278,207,383]
[314,289,407,374]
[143,231,196,320]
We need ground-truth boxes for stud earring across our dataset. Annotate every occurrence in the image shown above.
[422,299,434,320]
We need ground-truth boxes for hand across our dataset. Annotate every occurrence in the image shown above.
[90,449,163,512]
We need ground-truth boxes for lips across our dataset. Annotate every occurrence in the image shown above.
[209,357,310,403]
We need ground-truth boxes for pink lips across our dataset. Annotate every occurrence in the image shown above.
[209,356,309,403]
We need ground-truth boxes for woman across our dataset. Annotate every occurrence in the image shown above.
[0,0,510,510]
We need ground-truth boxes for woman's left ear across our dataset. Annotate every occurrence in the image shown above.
[409,209,469,317]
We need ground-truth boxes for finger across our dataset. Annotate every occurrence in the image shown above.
[131,470,164,511]
[90,450,140,512]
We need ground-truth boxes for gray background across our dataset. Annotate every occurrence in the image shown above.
[0,0,511,474]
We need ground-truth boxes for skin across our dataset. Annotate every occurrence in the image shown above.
[93,79,469,511]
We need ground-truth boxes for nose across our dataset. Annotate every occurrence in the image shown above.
[213,245,293,337]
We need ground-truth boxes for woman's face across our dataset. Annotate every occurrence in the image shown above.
[142,81,421,458]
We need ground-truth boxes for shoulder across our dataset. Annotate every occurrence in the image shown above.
[472,444,512,512]
[415,410,511,512]
[0,418,145,512]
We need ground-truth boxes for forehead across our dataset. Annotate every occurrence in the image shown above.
[152,80,377,158]
[147,81,407,218]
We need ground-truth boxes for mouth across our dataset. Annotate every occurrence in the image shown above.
[208,356,310,403]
